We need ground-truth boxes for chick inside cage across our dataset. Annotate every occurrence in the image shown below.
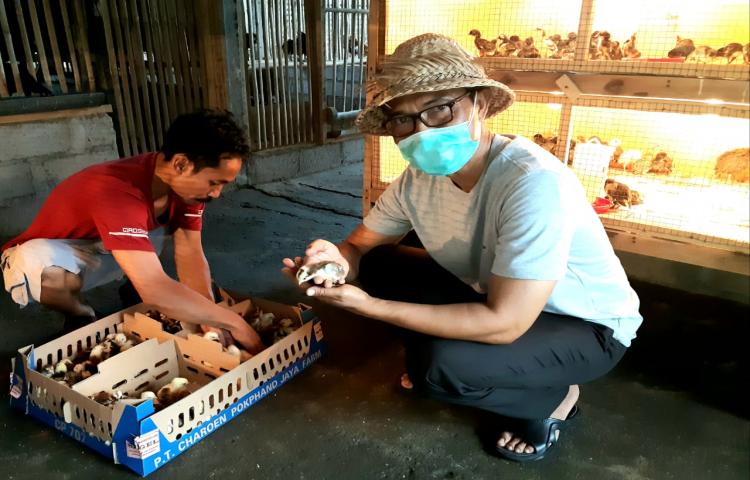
[588,0,750,63]
[384,0,582,59]
[382,0,750,70]
[569,107,749,247]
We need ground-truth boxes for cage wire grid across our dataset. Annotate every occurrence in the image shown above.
[367,0,750,251]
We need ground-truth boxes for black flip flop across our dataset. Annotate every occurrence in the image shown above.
[492,405,580,463]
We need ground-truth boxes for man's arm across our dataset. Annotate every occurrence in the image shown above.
[314,274,556,344]
[112,249,264,352]
[173,228,213,300]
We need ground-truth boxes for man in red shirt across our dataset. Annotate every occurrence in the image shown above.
[1,110,263,353]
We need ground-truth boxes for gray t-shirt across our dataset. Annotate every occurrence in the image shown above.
[363,134,643,347]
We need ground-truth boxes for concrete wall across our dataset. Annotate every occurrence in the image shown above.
[245,135,364,185]
[0,110,119,237]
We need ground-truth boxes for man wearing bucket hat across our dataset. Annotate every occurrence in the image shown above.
[283,33,642,462]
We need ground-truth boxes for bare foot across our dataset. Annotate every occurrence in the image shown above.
[400,373,413,390]
[496,385,580,454]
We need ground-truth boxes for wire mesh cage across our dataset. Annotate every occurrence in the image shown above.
[569,101,749,251]
[579,0,750,79]
[385,0,583,70]
[364,0,750,268]
[381,0,749,79]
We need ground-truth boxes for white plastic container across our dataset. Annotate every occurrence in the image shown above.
[571,143,615,202]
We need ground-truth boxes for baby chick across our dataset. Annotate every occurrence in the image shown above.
[140,391,162,411]
[110,332,135,351]
[716,42,744,64]
[226,344,242,357]
[604,179,643,208]
[609,40,623,60]
[296,261,346,286]
[668,36,695,58]
[54,359,74,375]
[146,309,182,334]
[497,35,520,57]
[252,312,276,331]
[89,341,113,364]
[648,151,673,174]
[73,360,98,380]
[468,30,499,57]
[90,389,128,406]
[203,331,222,343]
[623,33,641,59]
[686,46,718,63]
[157,377,191,408]
[225,344,253,361]
[272,318,299,344]
[517,37,540,58]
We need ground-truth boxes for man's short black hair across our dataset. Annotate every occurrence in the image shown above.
[161,110,250,171]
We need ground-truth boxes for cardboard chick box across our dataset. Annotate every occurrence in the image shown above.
[9,294,325,476]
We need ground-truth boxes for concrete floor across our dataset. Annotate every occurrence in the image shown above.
[1,163,748,480]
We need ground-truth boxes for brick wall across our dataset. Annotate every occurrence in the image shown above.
[0,110,118,236]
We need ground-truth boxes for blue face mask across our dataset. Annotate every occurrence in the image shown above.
[397,95,480,176]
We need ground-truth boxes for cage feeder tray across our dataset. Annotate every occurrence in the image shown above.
[592,197,614,214]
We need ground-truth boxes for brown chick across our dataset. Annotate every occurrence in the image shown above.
[469,30,499,57]
[623,33,641,58]
[590,31,612,59]
[90,390,127,406]
[648,151,673,174]
[518,37,540,58]
[715,148,750,183]
[686,46,718,63]
[498,35,521,57]
[717,42,744,64]
[157,377,191,408]
[91,390,116,405]
[544,34,562,58]
[88,341,114,365]
[609,40,623,60]
[73,360,98,380]
[604,179,643,208]
[668,36,695,58]
[596,31,613,60]
[558,32,577,60]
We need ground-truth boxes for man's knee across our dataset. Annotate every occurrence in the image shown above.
[408,339,487,397]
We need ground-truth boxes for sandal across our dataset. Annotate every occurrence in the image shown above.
[492,405,580,462]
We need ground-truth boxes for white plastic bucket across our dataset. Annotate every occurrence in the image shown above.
[571,143,615,202]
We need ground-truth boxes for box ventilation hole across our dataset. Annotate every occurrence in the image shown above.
[154,358,169,368]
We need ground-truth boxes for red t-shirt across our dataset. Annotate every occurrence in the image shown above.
[2,152,204,252]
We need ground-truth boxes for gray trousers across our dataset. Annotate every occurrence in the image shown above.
[358,244,627,420]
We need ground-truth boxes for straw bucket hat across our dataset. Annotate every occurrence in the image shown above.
[356,33,515,135]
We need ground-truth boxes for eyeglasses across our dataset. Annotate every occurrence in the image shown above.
[384,91,473,137]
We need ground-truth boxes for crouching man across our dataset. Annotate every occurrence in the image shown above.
[1,110,263,353]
